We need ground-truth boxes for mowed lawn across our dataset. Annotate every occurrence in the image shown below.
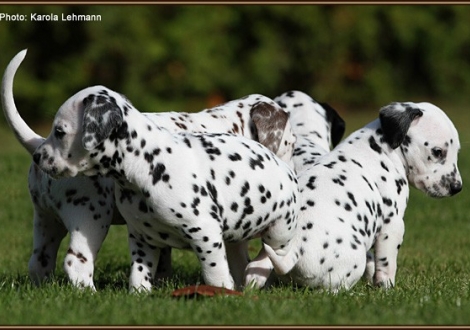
[0,101,469,325]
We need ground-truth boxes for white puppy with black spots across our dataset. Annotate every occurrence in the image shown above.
[244,90,345,287]
[256,101,462,291]
[2,50,296,290]
[29,79,300,291]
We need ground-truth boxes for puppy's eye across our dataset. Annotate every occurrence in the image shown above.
[432,148,443,158]
[54,127,66,139]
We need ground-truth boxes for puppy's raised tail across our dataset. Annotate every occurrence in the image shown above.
[2,49,45,155]
[263,242,300,275]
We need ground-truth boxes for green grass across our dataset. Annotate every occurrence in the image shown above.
[0,103,469,325]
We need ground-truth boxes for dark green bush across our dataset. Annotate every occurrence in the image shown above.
[1,5,469,121]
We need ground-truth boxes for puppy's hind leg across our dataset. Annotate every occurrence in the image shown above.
[128,229,160,293]
[190,236,235,290]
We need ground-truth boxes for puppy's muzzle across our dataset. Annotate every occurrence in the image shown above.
[32,151,60,177]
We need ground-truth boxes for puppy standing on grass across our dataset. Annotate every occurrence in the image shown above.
[2,50,296,290]
[244,90,346,287]
[24,72,300,291]
[256,102,462,291]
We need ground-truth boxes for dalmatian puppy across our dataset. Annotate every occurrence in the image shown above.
[256,101,462,291]
[31,84,300,292]
[1,49,295,290]
[244,90,345,287]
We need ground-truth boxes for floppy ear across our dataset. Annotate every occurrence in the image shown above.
[379,102,423,149]
[320,102,346,148]
[81,94,123,150]
[250,101,289,154]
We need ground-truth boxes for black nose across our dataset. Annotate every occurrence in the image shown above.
[33,152,41,165]
[450,181,462,195]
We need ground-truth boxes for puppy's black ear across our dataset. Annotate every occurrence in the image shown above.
[82,94,123,150]
[320,102,346,148]
[379,102,423,149]
[250,101,289,154]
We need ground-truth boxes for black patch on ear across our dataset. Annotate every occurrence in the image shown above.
[82,94,124,150]
[250,101,289,154]
[320,102,346,147]
[379,103,423,149]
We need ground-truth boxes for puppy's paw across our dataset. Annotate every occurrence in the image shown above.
[244,262,273,289]
[374,272,394,289]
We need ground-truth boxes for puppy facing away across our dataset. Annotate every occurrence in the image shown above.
[244,90,346,287]
[258,102,462,291]
[2,50,296,290]
[20,61,301,291]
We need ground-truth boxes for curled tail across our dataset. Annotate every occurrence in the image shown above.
[263,242,300,275]
[2,49,45,155]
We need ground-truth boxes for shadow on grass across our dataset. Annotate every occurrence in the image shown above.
[93,261,205,293]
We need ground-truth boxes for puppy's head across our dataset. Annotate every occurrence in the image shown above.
[33,86,125,178]
[380,102,462,198]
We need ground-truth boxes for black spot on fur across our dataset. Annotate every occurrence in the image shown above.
[228,153,242,161]
[369,136,382,154]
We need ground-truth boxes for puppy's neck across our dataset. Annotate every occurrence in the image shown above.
[94,110,175,186]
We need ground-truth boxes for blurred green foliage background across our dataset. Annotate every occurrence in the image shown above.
[1,4,470,122]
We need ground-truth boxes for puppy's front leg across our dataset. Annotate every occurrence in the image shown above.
[29,211,67,285]
[373,219,405,288]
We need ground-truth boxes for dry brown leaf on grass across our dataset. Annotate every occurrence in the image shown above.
[171,284,243,299]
